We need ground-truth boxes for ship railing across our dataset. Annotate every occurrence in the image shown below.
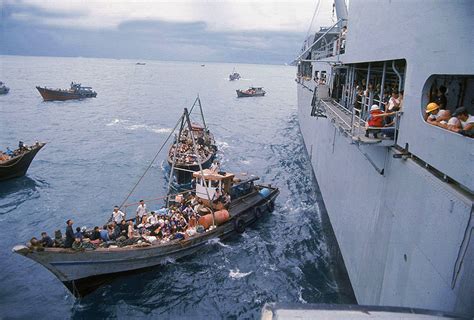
[319,98,401,146]
[293,18,347,63]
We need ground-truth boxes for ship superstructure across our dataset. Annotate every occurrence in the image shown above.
[295,0,473,316]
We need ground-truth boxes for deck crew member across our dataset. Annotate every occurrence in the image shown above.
[112,206,125,224]
[136,200,147,224]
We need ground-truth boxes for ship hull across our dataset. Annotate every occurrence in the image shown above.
[14,187,279,297]
[297,83,473,316]
[0,143,45,181]
[36,86,97,101]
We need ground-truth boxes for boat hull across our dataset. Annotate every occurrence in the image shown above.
[168,152,216,185]
[0,87,9,94]
[13,186,279,297]
[0,143,45,181]
[36,86,97,101]
[236,90,265,98]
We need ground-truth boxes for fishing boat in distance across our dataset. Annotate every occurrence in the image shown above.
[0,81,10,94]
[236,87,266,98]
[36,82,97,101]
[12,108,279,298]
[167,96,217,185]
[0,141,45,181]
[135,62,146,65]
[229,69,241,81]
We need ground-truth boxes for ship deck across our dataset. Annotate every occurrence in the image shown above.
[317,99,396,147]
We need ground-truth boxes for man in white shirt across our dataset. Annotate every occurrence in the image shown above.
[136,200,147,224]
[146,211,158,227]
[112,206,125,224]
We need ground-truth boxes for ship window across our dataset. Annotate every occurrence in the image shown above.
[422,75,474,137]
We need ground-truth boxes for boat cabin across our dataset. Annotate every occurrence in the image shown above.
[193,169,234,205]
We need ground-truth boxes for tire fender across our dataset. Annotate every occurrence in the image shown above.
[254,207,263,219]
[234,218,245,234]
[267,201,275,212]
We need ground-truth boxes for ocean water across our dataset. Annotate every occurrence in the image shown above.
[0,56,354,319]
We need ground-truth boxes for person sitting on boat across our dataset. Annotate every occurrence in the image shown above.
[90,226,102,244]
[5,147,13,157]
[109,222,121,240]
[28,237,44,251]
[65,219,75,248]
[136,200,147,224]
[119,220,129,236]
[71,237,84,251]
[99,225,110,242]
[111,206,125,224]
[74,227,84,241]
[0,151,10,162]
[40,232,54,248]
[127,221,135,239]
[146,211,159,227]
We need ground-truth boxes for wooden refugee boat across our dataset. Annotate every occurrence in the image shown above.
[12,108,279,297]
[167,96,217,184]
[36,82,97,101]
[0,142,45,181]
[13,171,279,297]
[236,87,266,97]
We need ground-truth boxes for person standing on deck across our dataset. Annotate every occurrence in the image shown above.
[136,200,147,225]
[64,219,74,248]
[111,206,125,224]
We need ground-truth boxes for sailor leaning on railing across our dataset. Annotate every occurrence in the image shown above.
[425,103,474,138]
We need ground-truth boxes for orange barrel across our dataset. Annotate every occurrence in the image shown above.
[198,210,230,229]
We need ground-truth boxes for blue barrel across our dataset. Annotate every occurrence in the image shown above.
[259,188,271,198]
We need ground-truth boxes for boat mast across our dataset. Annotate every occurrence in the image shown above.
[166,114,186,206]
[183,108,215,227]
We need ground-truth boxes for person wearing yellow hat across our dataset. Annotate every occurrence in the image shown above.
[425,102,451,125]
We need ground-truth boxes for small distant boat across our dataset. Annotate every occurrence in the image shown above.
[236,87,266,98]
[201,64,205,67]
[0,81,10,94]
[229,72,241,81]
[0,142,45,181]
[36,82,97,101]
[136,62,146,65]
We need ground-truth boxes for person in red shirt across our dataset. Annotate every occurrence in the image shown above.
[365,105,384,138]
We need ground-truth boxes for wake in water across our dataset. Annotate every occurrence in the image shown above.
[106,118,172,134]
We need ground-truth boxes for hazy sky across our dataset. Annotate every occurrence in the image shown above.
[1,0,327,64]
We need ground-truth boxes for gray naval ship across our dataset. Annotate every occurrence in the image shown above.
[294,0,473,317]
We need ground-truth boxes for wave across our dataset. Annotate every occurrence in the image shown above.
[229,269,252,279]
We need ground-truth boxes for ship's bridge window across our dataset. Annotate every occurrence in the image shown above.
[422,75,474,138]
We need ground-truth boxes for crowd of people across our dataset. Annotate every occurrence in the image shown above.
[27,190,231,252]
[169,128,214,165]
[424,85,474,137]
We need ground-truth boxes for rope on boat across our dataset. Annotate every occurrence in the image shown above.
[118,114,185,210]
[123,188,195,208]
